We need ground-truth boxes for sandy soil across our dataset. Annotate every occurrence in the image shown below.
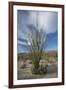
[17,66,58,80]
[17,59,58,80]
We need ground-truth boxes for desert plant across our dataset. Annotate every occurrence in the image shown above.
[26,12,47,74]
[27,24,47,70]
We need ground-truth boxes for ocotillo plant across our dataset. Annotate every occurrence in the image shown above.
[27,24,46,70]
[27,12,47,72]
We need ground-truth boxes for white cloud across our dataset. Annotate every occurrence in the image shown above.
[18,40,27,46]
[28,11,58,34]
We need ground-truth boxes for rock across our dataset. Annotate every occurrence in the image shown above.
[47,64,58,73]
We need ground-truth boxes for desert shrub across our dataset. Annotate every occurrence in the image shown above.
[21,63,26,69]
[39,65,47,74]
[20,60,26,69]
[29,61,32,64]
[31,64,47,75]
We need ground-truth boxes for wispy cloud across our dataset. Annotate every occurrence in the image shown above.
[28,11,58,34]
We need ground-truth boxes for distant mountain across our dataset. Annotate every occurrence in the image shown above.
[18,50,57,61]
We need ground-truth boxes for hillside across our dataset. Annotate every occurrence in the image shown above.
[17,50,57,61]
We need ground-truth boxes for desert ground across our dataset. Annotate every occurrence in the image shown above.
[17,58,58,80]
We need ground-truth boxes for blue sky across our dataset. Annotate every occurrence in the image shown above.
[17,10,58,53]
